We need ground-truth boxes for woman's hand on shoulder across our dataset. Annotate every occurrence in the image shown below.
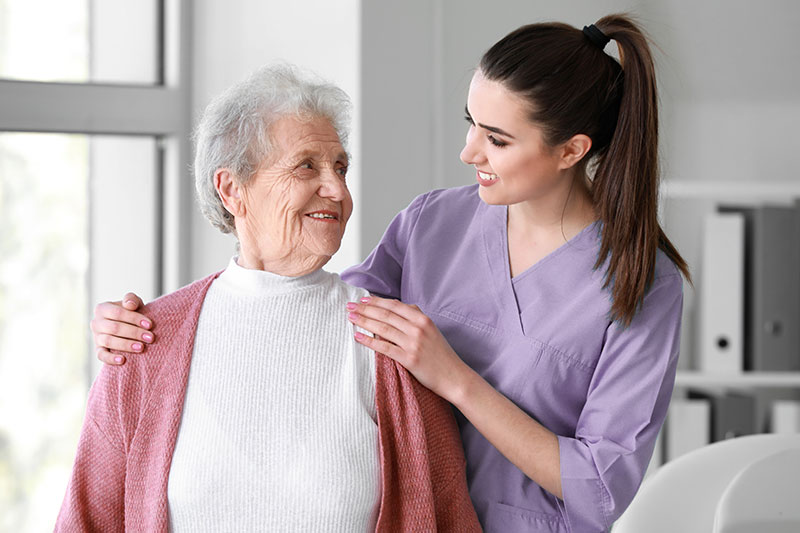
[91,292,155,366]
[346,296,473,402]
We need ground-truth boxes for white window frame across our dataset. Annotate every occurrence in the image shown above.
[0,0,193,294]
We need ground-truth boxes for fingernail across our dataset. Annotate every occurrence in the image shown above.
[360,297,371,304]
[346,302,357,310]
[142,333,153,343]
[132,342,143,351]
[141,320,151,329]
[354,332,365,341]
[348,312,358,321]
[114,356,124,364]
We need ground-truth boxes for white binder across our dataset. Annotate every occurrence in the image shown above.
[666,398,711,461]
[698,212,744,374]
[772,400,800,434]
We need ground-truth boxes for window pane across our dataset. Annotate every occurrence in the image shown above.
[0,133,88,532]
[0,0,159,84]
[0,132,159,532]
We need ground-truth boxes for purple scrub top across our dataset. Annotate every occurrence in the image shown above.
[341,184,683,533]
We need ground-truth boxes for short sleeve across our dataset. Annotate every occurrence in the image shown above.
[556,273,684,532]
[341,192,428,299]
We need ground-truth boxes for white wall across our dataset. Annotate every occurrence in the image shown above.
[190,0,361,278]
[359,0,442,252]
[639,0,800,184]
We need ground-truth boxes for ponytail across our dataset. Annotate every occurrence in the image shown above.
[591,14,691,327]
[479,13,691,328]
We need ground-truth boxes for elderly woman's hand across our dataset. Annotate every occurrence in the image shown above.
[346,296,474,402]
[91,292,155,365]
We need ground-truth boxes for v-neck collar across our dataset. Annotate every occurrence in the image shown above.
[508,210,600,285]
[482,201,600,337]
[482,202,525,336]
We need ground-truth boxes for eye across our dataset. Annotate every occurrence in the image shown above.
[464,114,474,126]
[294,161,315,178]
[336,166,348,178]
[488,135,507,148]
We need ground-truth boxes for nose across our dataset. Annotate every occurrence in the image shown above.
[317,167,348,202]
[459,125,484,166]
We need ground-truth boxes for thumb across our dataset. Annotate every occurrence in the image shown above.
[122,292,143,310]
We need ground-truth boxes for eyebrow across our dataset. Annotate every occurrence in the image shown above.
[465,105,516,139]
[293,149,350,164]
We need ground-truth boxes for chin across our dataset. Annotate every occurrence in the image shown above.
[478,185,509,206]
[316,241,342,259]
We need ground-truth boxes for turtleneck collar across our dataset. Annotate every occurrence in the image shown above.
[216,256,329,296]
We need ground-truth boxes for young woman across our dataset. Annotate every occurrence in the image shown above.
[90,14,690,532]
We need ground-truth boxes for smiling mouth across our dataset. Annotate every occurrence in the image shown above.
[305,211,339,221]
[477,171,498,181]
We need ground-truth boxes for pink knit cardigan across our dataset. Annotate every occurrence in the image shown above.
[55,273,481,532]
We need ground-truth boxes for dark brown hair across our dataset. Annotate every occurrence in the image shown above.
[479,13,691,327]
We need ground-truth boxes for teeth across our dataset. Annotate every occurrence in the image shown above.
[308,213,336,219]
[478,171,498,181]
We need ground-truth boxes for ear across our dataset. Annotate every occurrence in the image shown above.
[558,134,592,170]
[214,169,245,217]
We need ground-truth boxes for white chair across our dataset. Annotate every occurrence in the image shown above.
[713,447,800,533]
[612,433,800,533]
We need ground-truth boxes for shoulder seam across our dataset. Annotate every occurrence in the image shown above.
[405,191,431,245]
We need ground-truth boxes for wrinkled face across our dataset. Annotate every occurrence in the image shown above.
[460,71,565,206]
[236,115,352,273]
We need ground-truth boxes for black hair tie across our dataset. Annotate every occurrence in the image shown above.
[583,24,610,50]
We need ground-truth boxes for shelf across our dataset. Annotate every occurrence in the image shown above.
[675,371,800,388]
[660,180,800,200]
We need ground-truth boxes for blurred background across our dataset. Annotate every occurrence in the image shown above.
[1,0,799,531]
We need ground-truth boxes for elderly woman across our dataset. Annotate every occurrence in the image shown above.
[56,65,480,532]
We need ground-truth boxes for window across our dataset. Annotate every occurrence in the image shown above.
[0,133,88,531]
[0,0,160,85]
[0,2,191,530]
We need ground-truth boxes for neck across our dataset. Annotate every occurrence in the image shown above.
[237,245,328,277]
[507,172,596,240]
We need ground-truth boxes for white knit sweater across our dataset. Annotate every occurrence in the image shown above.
[167,258,380,532]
